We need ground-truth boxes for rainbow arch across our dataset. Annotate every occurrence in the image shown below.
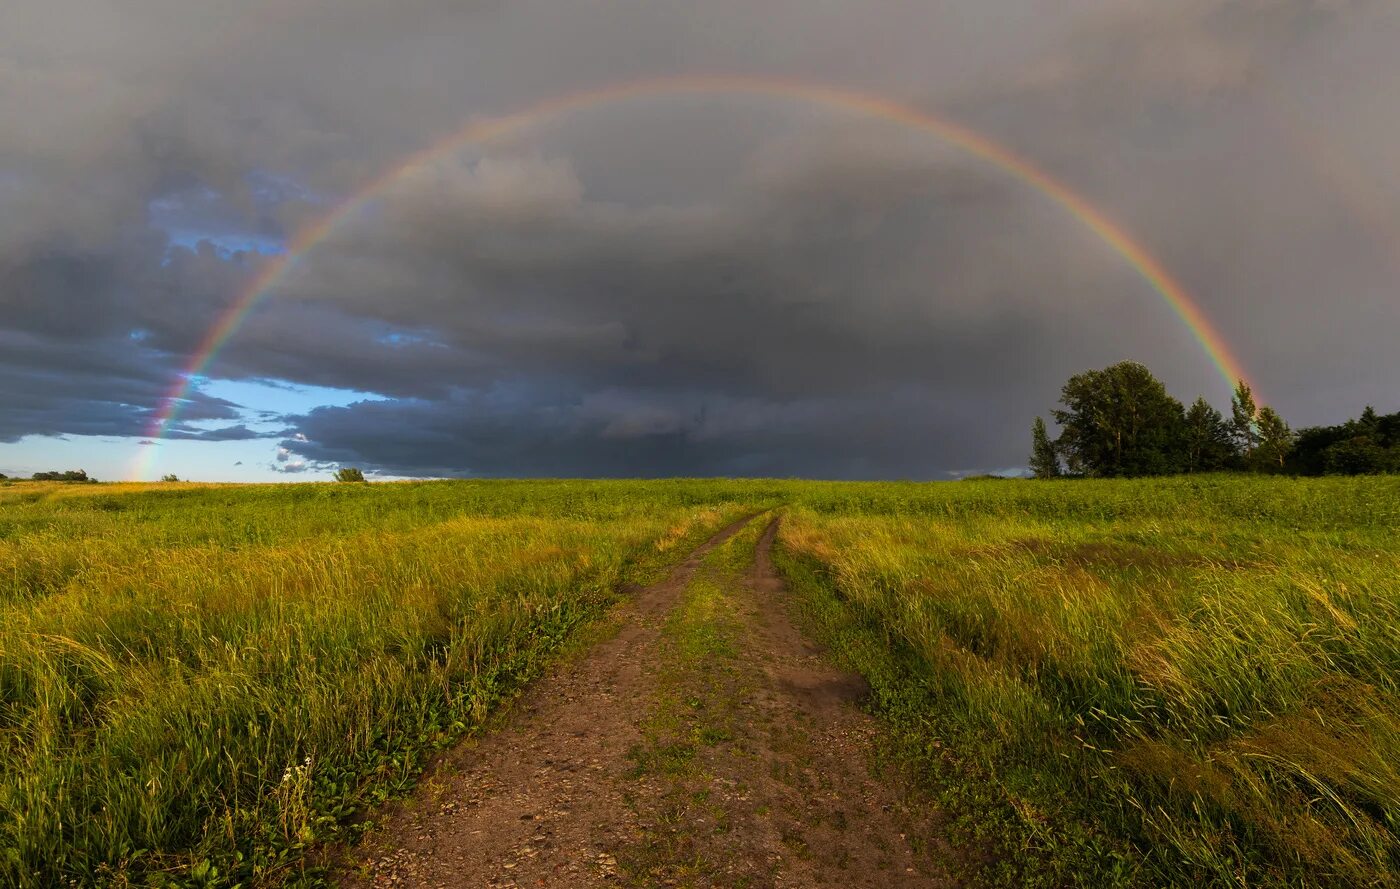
[134,74,1254,479]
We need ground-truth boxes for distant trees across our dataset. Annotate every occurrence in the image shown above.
[335,467,367,483]
[1030,362,1351,478]
[1029,417,1061,478]
[1035,363,1400,477]
[31,470,96,483]
[161,474,180,483]
[1291,405,1400,475]
[1050,361,1188,477]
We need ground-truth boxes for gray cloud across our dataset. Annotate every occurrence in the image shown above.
[0,329,244,442]
[284,384,1019,480]
[2,0,1397,476]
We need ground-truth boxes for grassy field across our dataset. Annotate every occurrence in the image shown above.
[0,480,775,886]
[776,476,1400,887]
[2,475,1397,886]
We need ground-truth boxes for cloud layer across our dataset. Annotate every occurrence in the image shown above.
[3,0,1396,477]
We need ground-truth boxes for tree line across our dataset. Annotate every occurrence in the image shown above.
[1,468,369,484]
[22,469,99,483]
[1030,361,1398,478]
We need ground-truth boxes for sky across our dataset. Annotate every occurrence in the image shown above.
[1,0,1397,481]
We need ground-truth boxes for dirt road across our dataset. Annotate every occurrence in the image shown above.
[341,515,955,887]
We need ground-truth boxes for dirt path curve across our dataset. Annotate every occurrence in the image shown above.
[340,515,957,888]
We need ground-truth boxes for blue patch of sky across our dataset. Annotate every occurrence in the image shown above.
[376,329,448,349]
[246,169,322,206]
[152,220,286,265]
[0,376,392,483]
[0,170,397,482]
[147,167,342,261]
[945,466,1031,479]
[197,378,386,418]
[0,434,290,483]
[163,229,287,257]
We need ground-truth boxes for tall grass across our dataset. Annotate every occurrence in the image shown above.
[0,479,776,886]
[775,476,1400,886]
[5,475,1396,886]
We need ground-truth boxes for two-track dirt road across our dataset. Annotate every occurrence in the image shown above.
[341,514,956,887]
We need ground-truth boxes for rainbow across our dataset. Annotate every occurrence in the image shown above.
[134,74,1254,479]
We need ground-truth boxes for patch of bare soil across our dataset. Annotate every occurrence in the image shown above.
[736,518,957,886]
[339,516,959,888]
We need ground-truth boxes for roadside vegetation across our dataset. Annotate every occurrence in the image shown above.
[775,475,1400,887]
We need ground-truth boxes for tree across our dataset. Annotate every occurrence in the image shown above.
[161,474,180,483]
[335,467,367,483]
[1254,407,1293,471]
[1183,397,1236,472]
[31,469,94,483]
[1029,416,1061,478]
[1358,405,1381,434]
[1050,361,1187,477]
[1292,405,1400,475]
[1322,436,1388,475]
[1230,381,1259,460]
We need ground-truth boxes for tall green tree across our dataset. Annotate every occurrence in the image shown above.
[1358,405,1381,433]
[1029,416,1061,478]
[1254,406,1293,471]
[1050,361,1187,477]
[1183,396,1236,472]
[1230,381,1259,460]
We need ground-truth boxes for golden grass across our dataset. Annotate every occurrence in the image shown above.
[0,479,774,886]
[4,475,1396,887]
[774,476,1400,886]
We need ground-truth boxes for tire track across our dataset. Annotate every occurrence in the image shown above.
[340,514,959,887]
[340,513,761,888]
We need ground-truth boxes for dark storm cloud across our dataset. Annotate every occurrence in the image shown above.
[2,0,1397,476]
[0,239,264,444]
[284,384,1020,480]
[0,328,243,442]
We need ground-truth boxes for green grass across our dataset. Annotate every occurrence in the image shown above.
[0,479,779,887]
[2,475,1397,887]
[773,475,1400,887]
